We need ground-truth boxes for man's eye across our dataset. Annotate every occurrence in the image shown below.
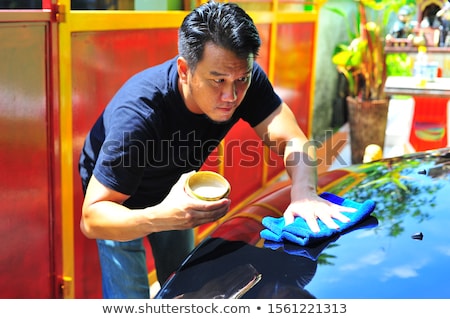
[214,79,225,83]
[238,76,249,82]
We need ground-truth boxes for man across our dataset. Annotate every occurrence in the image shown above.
[79,0,353,298]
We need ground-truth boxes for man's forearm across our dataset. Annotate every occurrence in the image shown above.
[284,139,318,200]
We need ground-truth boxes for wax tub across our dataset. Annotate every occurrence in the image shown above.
[185,171,231,201]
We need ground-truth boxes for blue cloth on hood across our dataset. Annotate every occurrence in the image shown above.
[263,215,378,260]
[260,192,376,246]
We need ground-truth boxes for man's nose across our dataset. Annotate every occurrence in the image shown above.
[221,83,237,102]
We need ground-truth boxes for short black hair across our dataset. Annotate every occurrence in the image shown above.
[178,1,261,69]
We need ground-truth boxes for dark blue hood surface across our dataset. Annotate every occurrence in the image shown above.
[156,148,450,299]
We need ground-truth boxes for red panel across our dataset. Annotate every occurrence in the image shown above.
[0,22,56,298]
[274,23,314,132]
[223,120,265,207]
[267,22,315,181]
[409,96,448,151]
[71,28,179,298]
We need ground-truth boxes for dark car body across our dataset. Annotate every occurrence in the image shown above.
[155,147,450,299]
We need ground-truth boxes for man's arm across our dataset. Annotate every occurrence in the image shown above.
[253,102,353,232]
[80,172,230,241]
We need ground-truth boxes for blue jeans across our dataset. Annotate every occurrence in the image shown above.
[97,229,194,298]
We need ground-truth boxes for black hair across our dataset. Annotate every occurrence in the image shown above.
[178,0,261,69]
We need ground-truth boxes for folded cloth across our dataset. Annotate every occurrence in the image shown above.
[260,192,376,246]
[263,215,378,260]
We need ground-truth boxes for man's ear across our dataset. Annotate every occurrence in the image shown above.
[177,57,189,84]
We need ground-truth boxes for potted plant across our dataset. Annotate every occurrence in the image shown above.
[328,0,415,163]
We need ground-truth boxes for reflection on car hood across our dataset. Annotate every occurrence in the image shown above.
[156,148,450,299]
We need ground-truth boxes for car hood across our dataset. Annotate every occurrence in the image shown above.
[156,148,450,299]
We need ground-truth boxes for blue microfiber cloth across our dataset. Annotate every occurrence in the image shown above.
[260,192,376,246]
[263,215,378,260]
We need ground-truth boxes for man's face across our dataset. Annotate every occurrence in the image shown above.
[178,43,254,123]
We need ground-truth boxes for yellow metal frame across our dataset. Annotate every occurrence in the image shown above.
[57,0,325,298]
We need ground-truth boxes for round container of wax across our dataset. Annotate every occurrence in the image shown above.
[185,171,231,201]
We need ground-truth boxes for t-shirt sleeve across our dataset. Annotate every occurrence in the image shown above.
[239,63,282,127]
[93,104,153,196]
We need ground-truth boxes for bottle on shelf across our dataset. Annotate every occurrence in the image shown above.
[413,45,428,87]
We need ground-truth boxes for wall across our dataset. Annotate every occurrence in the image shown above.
[0,11,62,298]
[312,0,357,139]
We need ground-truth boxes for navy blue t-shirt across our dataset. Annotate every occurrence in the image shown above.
[79,57,281,209]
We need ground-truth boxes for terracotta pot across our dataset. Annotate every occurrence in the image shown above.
[346,96,390,164]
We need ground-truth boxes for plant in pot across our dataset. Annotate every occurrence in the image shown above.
[328,0,415,164]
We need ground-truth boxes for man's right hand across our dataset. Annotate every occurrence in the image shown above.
[150,171,231,231]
